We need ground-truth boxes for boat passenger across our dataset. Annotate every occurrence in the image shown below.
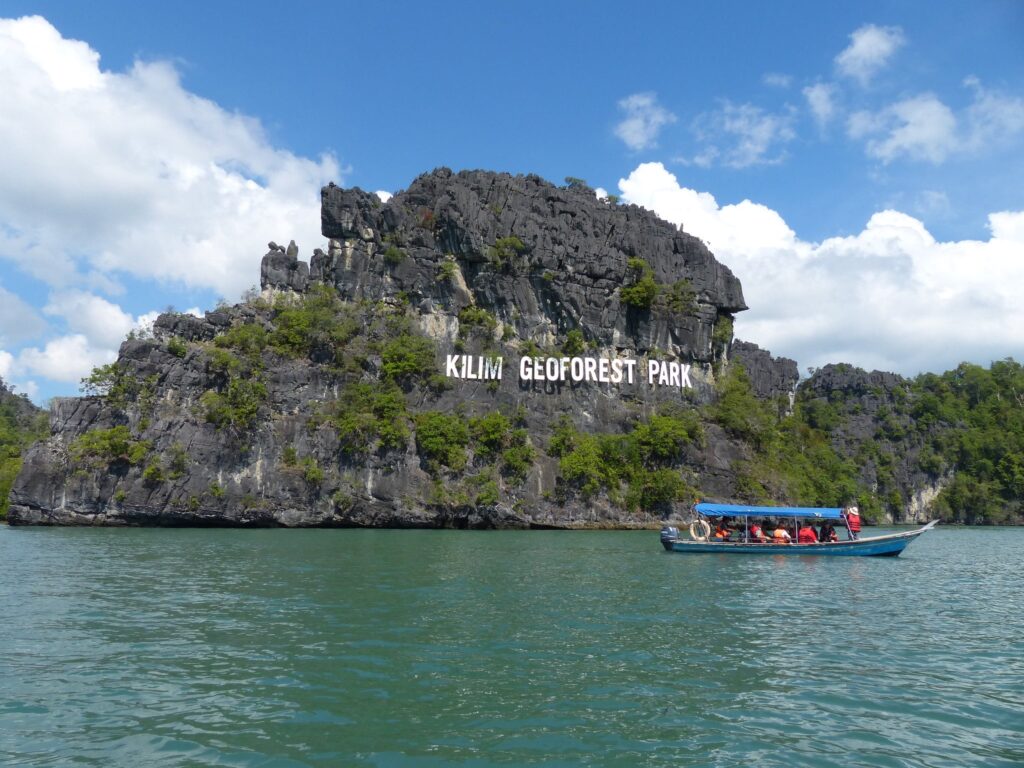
[819,522,839,542]
[771,523,791,544]
[797,522,819,544]
[749,521,767,542]
[714,521,732,541]
[844,506,862,540]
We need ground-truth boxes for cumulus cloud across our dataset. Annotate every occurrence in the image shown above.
[0,15,340,299]
[618,162,1024,375]
[0,284,47,345]
[848,94,957,163]
[0,350,12,380]
[803,83,837,128]
[835,24,904,87]
[374,190,393,203]
[848,80,1024,164]
[688,102,796,168]
[614,92,677,151]
[43,290,138,349]
[15,334,116,384]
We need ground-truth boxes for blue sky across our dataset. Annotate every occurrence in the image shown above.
[1,2,1023,402]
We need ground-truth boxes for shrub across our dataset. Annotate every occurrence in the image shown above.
[470,412,512,456]
[70,426,151,467]
[321,382,409,455]
[458,306,497,338]
[415,412,470,471]
[167,337,188,358]
[620,259,659,309]
[168,443,189,479]
[501,432,534,480]
[381,335,436,381]
[201,378,267,429]
[383,245,405,266]
[214,323,269,358]
[301,457,324,485]
[490,236,527,272]
[142,462,165,484]
[712,315,734,349]
[562,330,585,356]
[270,285,358,360]
[666,280,696,314]
[436,260,458,283]
[282,445,298,466]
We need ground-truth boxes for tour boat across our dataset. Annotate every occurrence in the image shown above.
[660,502,937,557]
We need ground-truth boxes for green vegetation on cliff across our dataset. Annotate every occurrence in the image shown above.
[0,386,47,519]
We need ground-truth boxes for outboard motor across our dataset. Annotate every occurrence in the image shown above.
[660,525,679,544]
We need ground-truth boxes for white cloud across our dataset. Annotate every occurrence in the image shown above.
[614,92,677,151]
[0,15,340,299]
[374,190,393,203]
[0,350,12,380]
[803,83,837,128]
[618,162,1024,375]
[43,290,137,349]
[0,284,47,345]
[15,334,116,384]
[848,80,1024,164]
[848,94,957,163]
[962,77,1024,151]
[762,73,792,88]
[835,24,905,87]
[689,102,796,168]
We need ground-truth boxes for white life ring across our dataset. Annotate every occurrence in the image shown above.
[690,519,711,541]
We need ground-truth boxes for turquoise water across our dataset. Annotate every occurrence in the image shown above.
[1,525,1021,767]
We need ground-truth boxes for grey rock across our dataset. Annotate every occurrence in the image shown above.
[8,169,801,529]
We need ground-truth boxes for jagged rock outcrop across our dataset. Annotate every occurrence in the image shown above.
[798,364,941,523]
[7,169,801,528]
[731,340,798,402]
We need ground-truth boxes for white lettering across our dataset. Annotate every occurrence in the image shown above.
[658,362,669,385]
[598,358,610,383]
[648,360,660,385]
[570,357,584,382]
[520,356,532,381]
[611,359,624,384]
[669,362,680,388]
[534,357,545,381]
[584,358,598,382]
[680,364,692,388]
[545,357,559,381]
[623,359,637,384]
[559,357,569,382]
[484,357,502,380]
[446,355,459,377]
[466,355,478,380]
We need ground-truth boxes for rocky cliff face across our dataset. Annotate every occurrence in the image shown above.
[8,170,801,528]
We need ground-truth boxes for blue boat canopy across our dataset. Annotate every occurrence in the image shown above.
[695,502,845,520]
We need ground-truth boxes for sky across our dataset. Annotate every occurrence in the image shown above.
[1,1,1022,402]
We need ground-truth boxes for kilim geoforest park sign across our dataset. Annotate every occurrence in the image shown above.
[445,354,693,389]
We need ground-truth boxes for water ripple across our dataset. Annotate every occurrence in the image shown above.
[1,526,1022,766]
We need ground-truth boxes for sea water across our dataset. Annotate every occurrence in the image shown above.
[1,525,1021,767]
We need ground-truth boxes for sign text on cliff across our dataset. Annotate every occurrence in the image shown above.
[445,355,692,389]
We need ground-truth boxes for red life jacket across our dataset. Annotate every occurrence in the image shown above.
[846,512,861,532]
[797,526,818,543]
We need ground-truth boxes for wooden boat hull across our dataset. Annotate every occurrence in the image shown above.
[661,521,936,557]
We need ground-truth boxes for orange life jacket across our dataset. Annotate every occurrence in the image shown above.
[798,526,818,543]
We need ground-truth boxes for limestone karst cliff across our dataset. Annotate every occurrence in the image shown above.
[9,169,808,527]
[19,169,1018,527]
